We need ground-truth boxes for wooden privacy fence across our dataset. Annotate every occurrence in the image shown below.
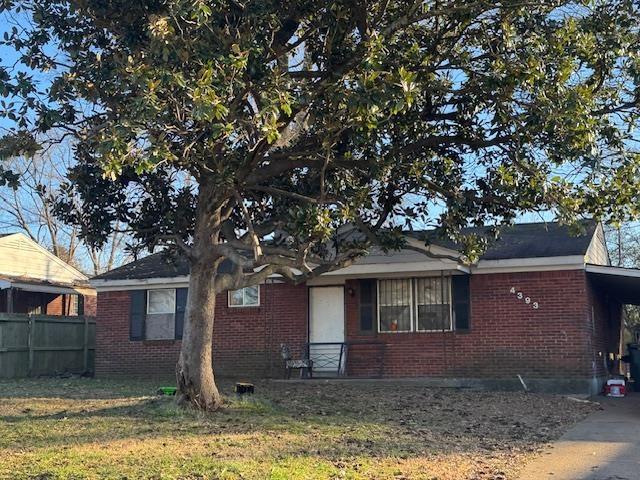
[0,313,96,378]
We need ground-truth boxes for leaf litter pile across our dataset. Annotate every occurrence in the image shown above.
[0,378,596,479]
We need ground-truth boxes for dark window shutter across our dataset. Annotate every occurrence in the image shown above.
[359,279,377,333]
[452,275,470,330]
[130,290,147,341]
[175,288,188,340]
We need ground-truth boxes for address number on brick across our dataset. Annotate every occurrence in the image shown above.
[510,287,539,309]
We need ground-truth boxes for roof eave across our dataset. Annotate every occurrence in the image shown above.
[91,275,190,292]
[472,255,587,274]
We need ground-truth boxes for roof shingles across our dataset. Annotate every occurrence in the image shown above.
[93,221,597,281]
[411,220,596,260]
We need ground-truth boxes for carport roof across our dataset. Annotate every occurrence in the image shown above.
[0,274,94,295]
[586,264,640,305]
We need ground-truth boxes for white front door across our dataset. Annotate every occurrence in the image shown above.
[309,286,345,373]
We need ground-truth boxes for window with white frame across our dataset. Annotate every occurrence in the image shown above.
[228,285,260,307]
[378,279,412,332]
[378,277,451,332]
[146,289,176,340]
[415,277,451,331]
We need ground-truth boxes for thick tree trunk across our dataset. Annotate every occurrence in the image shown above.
[176,185,225,411]
[176,259,223,410]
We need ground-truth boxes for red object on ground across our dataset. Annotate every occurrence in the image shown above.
[604,378,626,397]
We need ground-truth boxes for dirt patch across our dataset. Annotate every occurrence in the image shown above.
[0,378,596,479]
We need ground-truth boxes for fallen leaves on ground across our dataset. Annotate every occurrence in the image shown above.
[0,378,596,479]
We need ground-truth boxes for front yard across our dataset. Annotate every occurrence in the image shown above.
[0,378,594,479]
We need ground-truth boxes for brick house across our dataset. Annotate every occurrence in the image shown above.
[0,233,96,316]
[91,221,638,394]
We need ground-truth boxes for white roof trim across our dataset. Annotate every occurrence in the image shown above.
[321,258,464,276]
[307,266,469,286]
[586,264,640,278]
[91,276,190,292]
[472,255,586,274]
[7,282,94,295]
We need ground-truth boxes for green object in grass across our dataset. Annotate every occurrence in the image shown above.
[157,386,177,396]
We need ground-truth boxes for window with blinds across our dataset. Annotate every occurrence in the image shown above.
[146,288,176,340]
[378,279,413,332]
[415,277,451,331]
[378,277,452,332]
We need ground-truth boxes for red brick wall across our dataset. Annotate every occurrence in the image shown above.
[84,294,97,316]
[345,270,597,379]
[10,291,60,314]
[96,270,620,383]
[95,282,307,378]
[44,293,97,316]
[46,294,63,315]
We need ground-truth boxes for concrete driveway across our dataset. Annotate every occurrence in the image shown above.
[518,393,640,480]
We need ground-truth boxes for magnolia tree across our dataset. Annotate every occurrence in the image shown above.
[2,0,640,410]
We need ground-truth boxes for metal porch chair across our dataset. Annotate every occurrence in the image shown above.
[280,344,313,379]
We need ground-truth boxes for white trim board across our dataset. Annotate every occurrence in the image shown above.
[8,282,94,295]
[585,264,640,278]
[91,276,190,292]
[307,266,469,286]
[472,255,587,274]
[321,260,467,276]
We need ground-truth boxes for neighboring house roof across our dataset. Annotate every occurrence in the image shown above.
[0,233,92,292]
[92,220,601,284]
[92,253,236,281]
[409,220,597,260]
[93,252,190,281]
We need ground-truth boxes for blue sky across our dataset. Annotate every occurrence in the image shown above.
[0,8,630,270]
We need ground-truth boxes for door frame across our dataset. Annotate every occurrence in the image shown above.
[307,285,347,345]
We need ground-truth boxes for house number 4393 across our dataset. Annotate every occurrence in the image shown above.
[509,287,540,309]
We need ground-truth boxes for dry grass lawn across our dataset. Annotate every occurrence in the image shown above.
[0,378,596,479]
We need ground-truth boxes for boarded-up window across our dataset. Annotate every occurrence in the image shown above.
[146,289,176,340]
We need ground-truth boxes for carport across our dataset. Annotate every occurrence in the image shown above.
[587,264,640,305]
[0,276,91,315]
[587,263,640,394]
